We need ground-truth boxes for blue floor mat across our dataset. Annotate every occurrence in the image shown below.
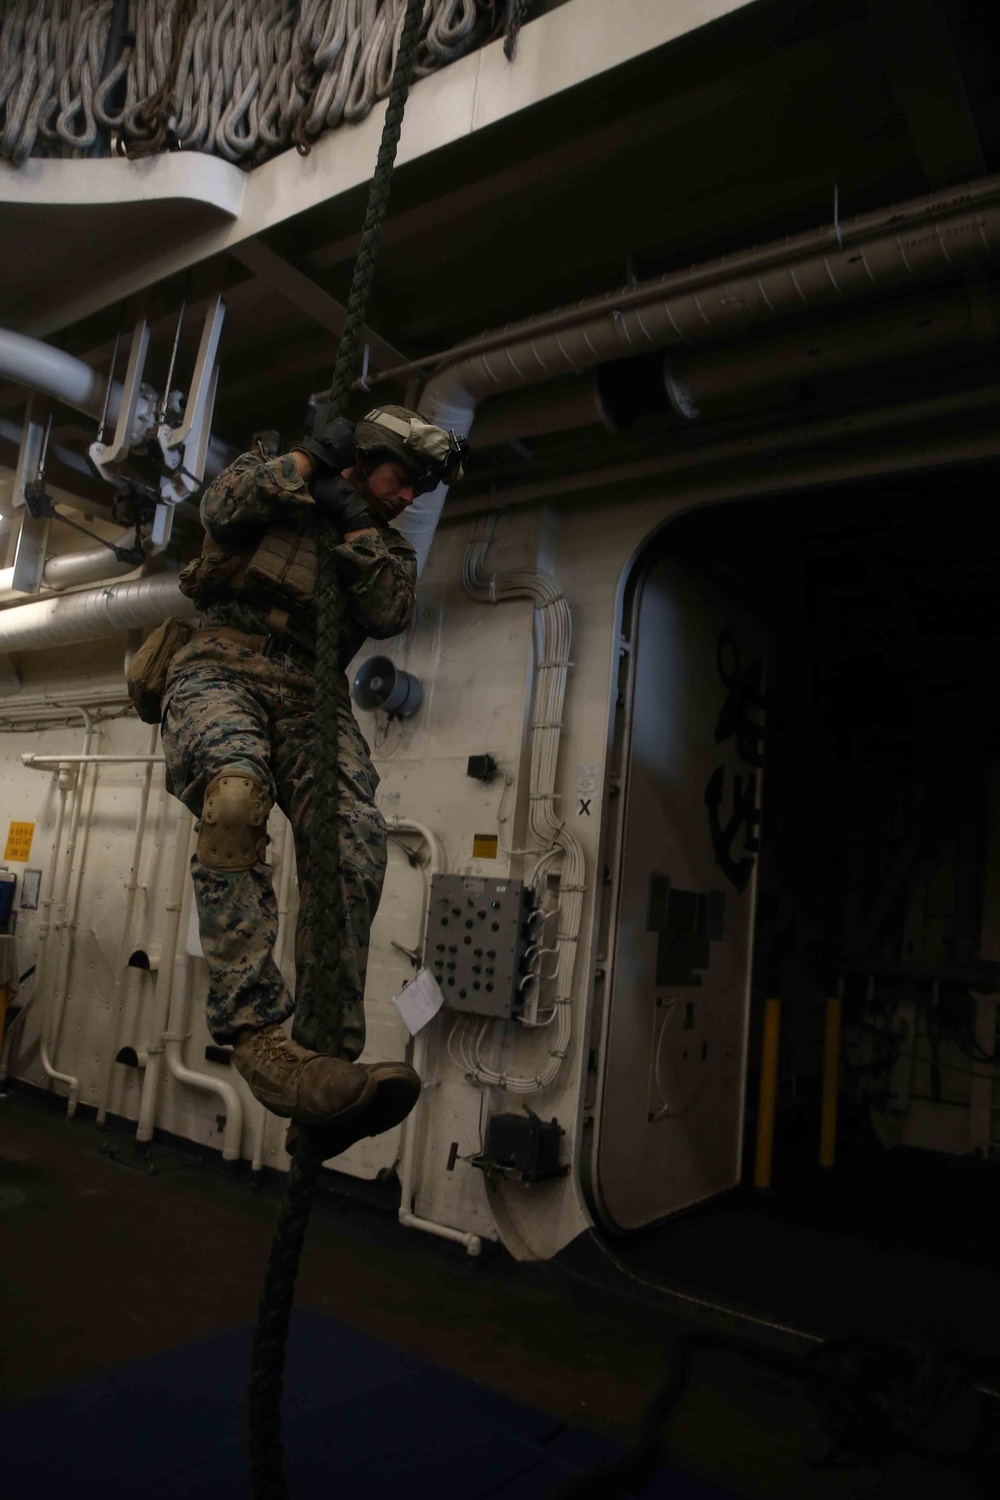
[0,1310,739,1499]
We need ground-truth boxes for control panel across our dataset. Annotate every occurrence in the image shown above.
[424,874,532,1019]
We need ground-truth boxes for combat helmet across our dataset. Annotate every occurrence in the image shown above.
[355,404,467,494]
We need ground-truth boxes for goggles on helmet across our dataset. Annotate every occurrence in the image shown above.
[360,408,468,491]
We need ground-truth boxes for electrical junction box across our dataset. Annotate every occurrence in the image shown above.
[423,873,532,1019]
[480,1112,566,1182]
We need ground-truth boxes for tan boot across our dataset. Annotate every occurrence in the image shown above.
[286,1060,421,1158]
[232,1023,377,1126]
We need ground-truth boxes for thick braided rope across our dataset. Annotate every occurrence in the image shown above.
[246,2,425,1496]
[246,1136,326,1500]
[503,0,534,61]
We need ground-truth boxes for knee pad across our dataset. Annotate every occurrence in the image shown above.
[198,770,272,871]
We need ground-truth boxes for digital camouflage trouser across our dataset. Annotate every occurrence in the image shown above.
[160,632,386,1060]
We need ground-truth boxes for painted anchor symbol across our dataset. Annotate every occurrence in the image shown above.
[704,765,759,894]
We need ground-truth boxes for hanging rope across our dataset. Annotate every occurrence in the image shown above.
[503,0,534,60]
[246,6,425,1494]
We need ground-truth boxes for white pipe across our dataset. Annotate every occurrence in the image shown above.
[136,806,193,1147]
[387,816,482,1257]
[39,709,95,1112]
[0,328,114,421]
[0,685,131,713]
[250,816,295,1174]
[60,725,102,1109]
[42,534,138,590]
[95,724,160,1125]
[0,330,233,477]
[163,827,244,1162]
[398,172,1000,572]
[22,754,165,766]
[0,571,196,652]
[1,180,997,644]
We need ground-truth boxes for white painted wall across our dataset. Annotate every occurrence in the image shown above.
[5,476,995,1258]
[0,479,680,1261]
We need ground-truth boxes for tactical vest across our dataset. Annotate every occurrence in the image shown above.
[178,522,318,614]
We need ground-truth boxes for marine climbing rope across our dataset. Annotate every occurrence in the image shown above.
[246,1,425,1495]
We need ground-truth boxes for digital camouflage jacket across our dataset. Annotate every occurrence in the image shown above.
[178,451,417,666]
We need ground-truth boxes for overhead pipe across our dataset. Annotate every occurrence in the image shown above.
[42,534,141,589]
[470,374,618,449]
[399,173,1000,571]
[664,285,997,412]
[471,281,998,449]
[375,174,1000,395]
[442,379,1000,520]
[0,570,196,652]
[0,328,115,422]
[0,326,234,478]
[2,174,999,646]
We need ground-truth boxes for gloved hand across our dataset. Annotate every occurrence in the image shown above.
[296,417,357,477]
[311,473,377,534]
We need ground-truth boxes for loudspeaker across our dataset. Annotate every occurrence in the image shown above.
[352,655,423,718]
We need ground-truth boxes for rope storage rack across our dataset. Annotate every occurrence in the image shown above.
[0,0,502,168]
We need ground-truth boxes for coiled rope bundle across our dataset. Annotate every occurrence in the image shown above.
[0,0,500,168]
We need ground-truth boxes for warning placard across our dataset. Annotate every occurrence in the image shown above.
[472,833,498,859]
[4,821,35,862]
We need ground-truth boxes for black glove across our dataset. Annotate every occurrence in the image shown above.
[312,474,377,534]
[296,417,357,477]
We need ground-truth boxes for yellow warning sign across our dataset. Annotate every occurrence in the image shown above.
[472,833,498,859]
[4,821,35,862]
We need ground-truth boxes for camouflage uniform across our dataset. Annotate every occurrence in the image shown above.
[161,451,416,1059]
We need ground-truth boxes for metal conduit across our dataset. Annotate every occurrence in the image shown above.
[380,173,1000,392]
[398,173,1000,571]
[42,537,139,590]
[0,571,195,651]
[1,172,999,635]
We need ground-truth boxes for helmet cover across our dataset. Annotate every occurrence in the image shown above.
[355,405,467,490]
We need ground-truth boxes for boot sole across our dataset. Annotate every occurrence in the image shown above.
[286,1069,421,1157]
[238,1066,379,1127]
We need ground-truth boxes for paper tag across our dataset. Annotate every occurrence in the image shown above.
[575,764,598,795]
[392,966,444,1035]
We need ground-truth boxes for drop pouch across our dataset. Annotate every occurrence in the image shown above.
[126,617,194,724]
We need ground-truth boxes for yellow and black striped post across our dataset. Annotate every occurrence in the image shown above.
[753,996,782,1189]
[819,990,842,1169]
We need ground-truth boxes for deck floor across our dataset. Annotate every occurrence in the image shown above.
[1,1085,995,1498]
